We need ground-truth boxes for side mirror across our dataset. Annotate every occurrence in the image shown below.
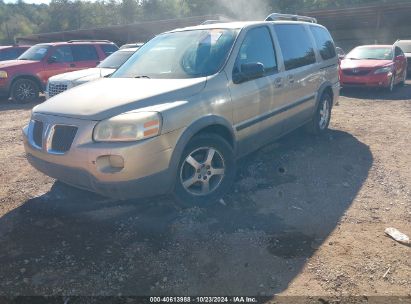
[233,62,265,84]
[47,56,57,64]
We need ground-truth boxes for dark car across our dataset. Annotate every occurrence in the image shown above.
[0,40,118,103]
[0,45,30,61]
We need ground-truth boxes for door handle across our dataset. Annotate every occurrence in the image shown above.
[287,75,295,83]
[70,63,76,67]
[274,77,283,88]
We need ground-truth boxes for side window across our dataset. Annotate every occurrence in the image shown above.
[52,46,73,63]
[71,45,99,61]
[234,27,277,77]
[100,44,119,56]
[310,26,336,60]
[274,24,316,70]
[395,47,403,57]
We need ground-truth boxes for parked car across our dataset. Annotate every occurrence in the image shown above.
[23,15,339,206]
[46,47,137,99]
[394,39,411,76]
[0,45,30,61]
[0,40,118,103]
[339,45,407,91]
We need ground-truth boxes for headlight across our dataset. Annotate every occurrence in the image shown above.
[93,112,162,142]
[0,71,8,78]
[374,66,392,74]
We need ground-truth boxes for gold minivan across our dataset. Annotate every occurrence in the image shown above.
[23,14,340,206]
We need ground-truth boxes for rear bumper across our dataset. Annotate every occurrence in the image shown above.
[340,72,391,87]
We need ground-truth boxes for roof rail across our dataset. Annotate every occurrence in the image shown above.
[67,40,113,43]
[265,13,317,23]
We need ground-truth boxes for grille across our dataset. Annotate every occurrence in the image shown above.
[48,83,68,98]
[51,125,78,153]
[342,69,372,76]
[32,120,43,147]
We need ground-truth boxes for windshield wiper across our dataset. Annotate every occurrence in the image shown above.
[134,75,151,79]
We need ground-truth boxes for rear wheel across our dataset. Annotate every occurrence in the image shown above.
[11,78,40,103]
[306,92,332,135]
[173,133,235,207]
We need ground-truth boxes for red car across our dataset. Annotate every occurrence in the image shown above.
[0,45,30,61]
[0,40,118,103]
[340,45,408,92]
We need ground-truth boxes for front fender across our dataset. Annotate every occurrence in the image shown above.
[168,115,236,174]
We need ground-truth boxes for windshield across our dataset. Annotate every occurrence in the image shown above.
[112,29,239,79]
[395,42,411,53]
[98,50,134,69]
[346,46,393,60]
[18,45,50,61]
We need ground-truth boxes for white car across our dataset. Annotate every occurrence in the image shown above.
[45,48,137,99]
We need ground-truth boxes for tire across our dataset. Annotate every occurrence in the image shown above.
[387,75,395,92]
[11,78,40,103]
[173,133,235,207]
[306,92,332,135]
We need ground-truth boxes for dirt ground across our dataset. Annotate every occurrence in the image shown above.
[0,81,410,302]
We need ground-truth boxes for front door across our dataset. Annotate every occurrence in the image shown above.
[227,26,285,156]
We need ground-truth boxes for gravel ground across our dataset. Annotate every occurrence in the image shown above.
[0,82,410,301]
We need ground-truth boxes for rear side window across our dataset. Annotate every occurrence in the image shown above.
[100,44,119,56]
[236,26,277,74]
[274,24,316,70]
[71,45,99,61]
[310,26,336,60]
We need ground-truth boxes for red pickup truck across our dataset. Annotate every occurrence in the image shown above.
[0,40,118,103]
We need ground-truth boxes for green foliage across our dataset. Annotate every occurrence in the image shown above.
[0,0,398,44]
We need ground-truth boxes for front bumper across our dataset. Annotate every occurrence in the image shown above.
[23,113,182,199]
[0,78,10,96]
[340,72,392,87]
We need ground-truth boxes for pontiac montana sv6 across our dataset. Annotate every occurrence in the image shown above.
[23,15,340,206]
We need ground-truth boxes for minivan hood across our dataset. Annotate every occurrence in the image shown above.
[49,68,115,83]
[34,77,207,120]
[0,59,37,69]
[341,59,392,69]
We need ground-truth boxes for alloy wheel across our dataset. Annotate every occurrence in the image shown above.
[319,97,331,130]
[180,147,225,196]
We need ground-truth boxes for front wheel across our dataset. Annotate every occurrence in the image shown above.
[306,92,332,135]
[11,78,40,103]
[173,133,235,207]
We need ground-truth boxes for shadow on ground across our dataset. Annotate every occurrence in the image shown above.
[341,79,411,101]
[0,129,372,297]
